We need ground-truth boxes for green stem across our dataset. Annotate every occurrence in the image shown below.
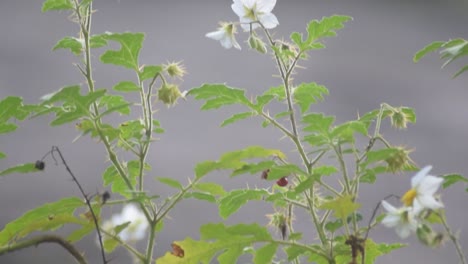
[438,212,467,264]
[0,234,86,264]
[100,229,146,262]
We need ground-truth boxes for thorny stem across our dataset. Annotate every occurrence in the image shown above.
[99,229,146,262]
[437,212,467,264]
[0,234,86,264]
[47,146,106,264]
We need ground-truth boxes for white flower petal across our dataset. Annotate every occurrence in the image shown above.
[239,17,257,31]
[417,175,443,196]
[381,200,398,213]
[243,0,257,9]
[257,0,276,13]
[411,165,432,187]
[417,195,443,210]
[382,214,401,227]
[219,36,233,49]
[395,225,412,239]
[231,0,246,17]
[259,12,279,29]
[206,30,225,41]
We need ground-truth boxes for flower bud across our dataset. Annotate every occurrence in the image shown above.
[158,83,182,106]
[248,35,267,54]
[390,107,410,129]
[416,224,446,248]
[385,146,413,173]
[164,61,186,78]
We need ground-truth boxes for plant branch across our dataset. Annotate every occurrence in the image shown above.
[0,234,86,264]
[437,212,467,264]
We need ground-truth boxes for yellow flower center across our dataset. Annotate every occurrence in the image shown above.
[401,188,417,206]
[244,4,258,21]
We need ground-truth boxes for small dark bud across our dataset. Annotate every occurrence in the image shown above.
[101,191,111,204]
[35,160,45,170]
[261,169,270,180]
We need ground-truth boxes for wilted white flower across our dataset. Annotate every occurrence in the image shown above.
[381,200,418,239]
[401,165,443,213]
[206,22,241,50]
[109,203,149,242]
[231,0,279,31]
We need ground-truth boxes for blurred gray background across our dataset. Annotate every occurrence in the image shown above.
[1,0,467,263]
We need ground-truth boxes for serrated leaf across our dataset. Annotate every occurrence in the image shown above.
[194,146,286,179]
[253,243,277,264]
[294,176,315,194]
[41,85,106,126]
[442,174,468,189]
[266,164,307,181]
[100,32,145,71]
[413,41,445,62]
[0,197,84,245]
[306,15,352,44]
[335,239,405,264]
[0,96,30,122]
[90,34,108,48]
[193,182,226,196]
[188,83,253,110]
[103,161,147,198]
[113,81,140,92]
[231,160,275,177]
[218,189,269,219]
[293,82,328,113]
[302,113,335,133]
[53,37,83,55]
[319,195,361,220]
[98,94,131,116]
[156,223,273,264]
[157,177,183,190]
[0,163,38,177]
[42,0,73,12]
[139,65,163,81]
[220,112,254,127]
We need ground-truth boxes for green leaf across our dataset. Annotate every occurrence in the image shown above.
[53,37,83,55]
[442,174,468,189]
[293,82,328,113]
[0,123,17,134]
[157,177,183,190]
[413,41,444,62]
[90,34,108,48]
[218,189,269,219]
[266,164,307,181]
[253,243,277,264]
[98,94,131,116]
[185,192,216,203]
[0,96,30,122]
[0,197,84,245]
[155,223,273,264]
[220,112,255,127]
[113,81,140,92]
[0,163,38,177]
[139,65,163,81]
[453,64,468,78]
[100,32,145,71]
[188,83,253,110]
[302,113,335,133]
[0,152,6,159]
[67,224,94,243]
[193,182,227,196]
[294,176,315,194]
[319,195,361,220]
[194,146,286,179]
[335,239,405,264]
[41,85,106,126]
[103,161,148,198]
[42,0,73,12]
[306,15,352,44]
[231,160,275,177]
[324,219,343,232]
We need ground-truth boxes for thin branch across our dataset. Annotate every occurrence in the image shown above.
[46,146,107,264]
[0,234,86,264]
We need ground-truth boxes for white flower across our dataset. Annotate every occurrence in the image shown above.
[206,22,241,50]
[231,0,279,31]
[110,204,149,242]
[401,165,443,213]
[381,200,418,239]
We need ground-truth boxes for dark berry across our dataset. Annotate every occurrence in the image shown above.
[35,160,45,170]
[276,177,288,187]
